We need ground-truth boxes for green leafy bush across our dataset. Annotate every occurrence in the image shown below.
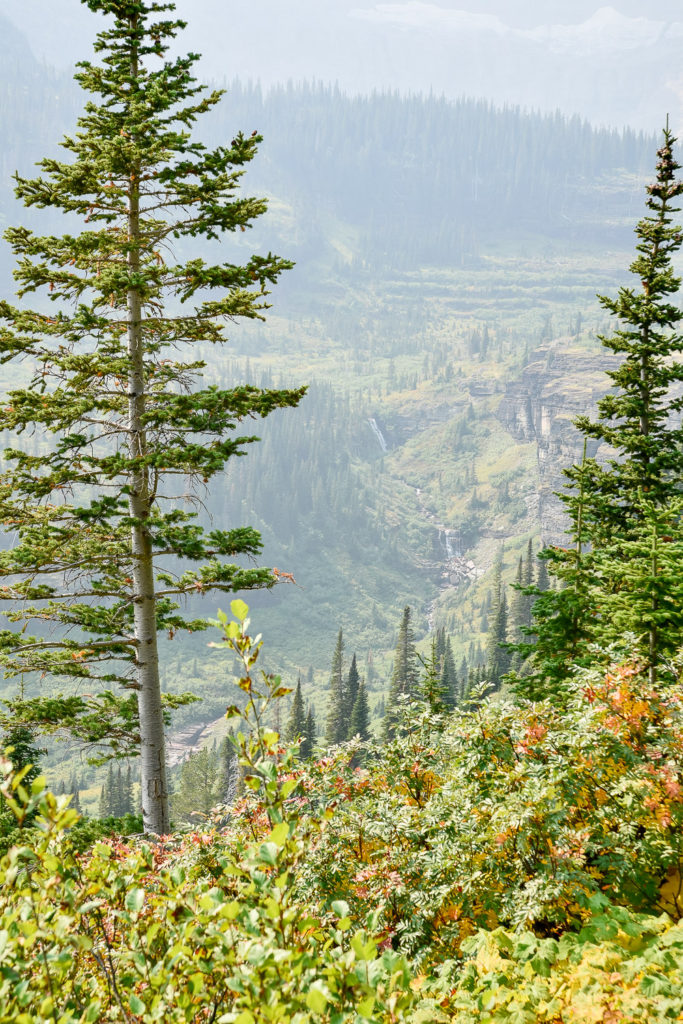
[435,904,683,1022]
[296,659,683,961]
[0,603,415,1023]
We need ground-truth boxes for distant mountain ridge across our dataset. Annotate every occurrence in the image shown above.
[3,1,682,129]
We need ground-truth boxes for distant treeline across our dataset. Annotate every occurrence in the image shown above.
[208,80,656,266]
[0,64,656,279]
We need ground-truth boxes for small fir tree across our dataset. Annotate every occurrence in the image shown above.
[348,681,371,741]
[285,678,306,750]
[325,629,346,746]
[383,606,419,739]
[345,654,360,724]
[218,731,239,804]
[300,704,317,761]
[440,635,458,709]
[171,745,221,823]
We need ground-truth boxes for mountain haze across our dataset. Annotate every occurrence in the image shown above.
[0,9,671,749]
[3,2,683,129]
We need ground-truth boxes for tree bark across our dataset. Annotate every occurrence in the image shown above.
[127,16,169,835]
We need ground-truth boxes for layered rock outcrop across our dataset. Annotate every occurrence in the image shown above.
[497,343,620,544]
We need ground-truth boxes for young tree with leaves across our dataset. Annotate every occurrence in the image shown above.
[0,0,303,833]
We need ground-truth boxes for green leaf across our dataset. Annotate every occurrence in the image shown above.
[129,994,145,1014]
[357,995,375,1018]
[125,888,145,913]
[231,599,249,622]
[268,822,289,847]
[306,985,329,1013]
[258,842,279,866]
[331,899,350,919]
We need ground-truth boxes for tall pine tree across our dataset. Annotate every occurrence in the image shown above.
[520,127,683,697]
[0,0,303,833]
[325,628,346,745]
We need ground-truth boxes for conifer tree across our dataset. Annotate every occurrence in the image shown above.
[536,557,550,594]
[218,731,239,804]
[523,539,535,605]
[420,639,448,715]
[285,678,306,749]
[440,634,458,709]
[171,745,221,823]
[0,0,303,833]
[345,654,360,723]
[459,656,468,696]
[348,680,371,741]
[300,704,317,761]
[70,773,83,814]
[99,763,115,818]
[485,550,510,689]
[383,606,419,739]
[124,762,134,815]
[519,127,683,698]
[325,629,346,745]
[0,724,43,794]
[510,556,525,642]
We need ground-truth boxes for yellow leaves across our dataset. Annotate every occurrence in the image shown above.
[659,866,683,919]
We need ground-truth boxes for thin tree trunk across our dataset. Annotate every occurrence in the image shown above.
[127,17,169,835]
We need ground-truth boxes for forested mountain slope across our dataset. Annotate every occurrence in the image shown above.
[0,25,660,754]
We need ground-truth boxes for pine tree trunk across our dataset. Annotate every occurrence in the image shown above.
[127,20,169,835]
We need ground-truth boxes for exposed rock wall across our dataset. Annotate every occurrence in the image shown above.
[497,343,621,544]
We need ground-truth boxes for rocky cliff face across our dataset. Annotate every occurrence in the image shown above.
[497,343,621,544]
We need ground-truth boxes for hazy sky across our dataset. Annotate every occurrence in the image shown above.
[3,2,682,129]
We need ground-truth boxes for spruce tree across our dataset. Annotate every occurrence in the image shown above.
[510,556,525,643]
[420,638,448,715]
[171,745,221,823]
[123,762,134,815]
[218,731,239,804]
[485,550,510,689]
[348,680,371,740]
[0,723,44,814]
[383,606,419,739]
[440,635,458,709]
[520,127,683,698]
[300,704,317,761]
[536,557,550,593]
[99,763,115,818]
[70,773,83,814]
[325,629,346,746]
[571,127,683,535]
[285,678,306,749]
[0,0,303,833]
[345,654,360,724]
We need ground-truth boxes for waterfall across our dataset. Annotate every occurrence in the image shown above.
[368,417,389,453]
[439,528,461,560]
